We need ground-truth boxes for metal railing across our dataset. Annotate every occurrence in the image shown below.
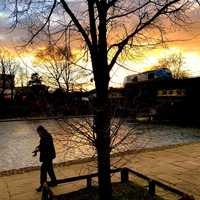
[41,167,195,200]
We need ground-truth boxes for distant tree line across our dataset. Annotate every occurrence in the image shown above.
[0,70,91,118]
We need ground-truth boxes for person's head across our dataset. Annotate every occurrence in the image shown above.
[36,125,50,138]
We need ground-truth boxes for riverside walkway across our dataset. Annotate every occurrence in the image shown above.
[0,142,200,200]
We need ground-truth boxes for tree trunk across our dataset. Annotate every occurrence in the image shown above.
[93,63,112,200]
[0,73,6,103]
[95,97,112,200]
[11,75,14,102]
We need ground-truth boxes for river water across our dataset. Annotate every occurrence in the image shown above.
[0,118,200,172]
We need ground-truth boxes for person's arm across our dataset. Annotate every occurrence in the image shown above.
[32,145,40,157]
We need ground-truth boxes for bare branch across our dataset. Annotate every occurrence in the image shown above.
[60,0,92,50]
[107,1,151,22]
[22,0,57,46]
[108,0,187,71]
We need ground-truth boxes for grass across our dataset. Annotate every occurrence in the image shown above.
[56,182,164,200]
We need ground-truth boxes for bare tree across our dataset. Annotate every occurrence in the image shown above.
[0,48,19,101]
[54,112,144,172]
[35,45,90,92]
[151,51,189,79]
[8,0,199,199]
[27,72,42,86]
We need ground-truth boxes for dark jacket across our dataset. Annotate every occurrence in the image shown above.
[38,135,56,162]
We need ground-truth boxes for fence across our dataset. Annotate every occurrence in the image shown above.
[41,167,194,200]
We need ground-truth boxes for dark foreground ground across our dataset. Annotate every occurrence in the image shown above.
[57,182,163,200]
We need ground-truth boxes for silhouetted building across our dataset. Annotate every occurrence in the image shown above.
[0,74,15,101]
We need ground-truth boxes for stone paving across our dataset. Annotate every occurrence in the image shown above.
[0,142,200,200]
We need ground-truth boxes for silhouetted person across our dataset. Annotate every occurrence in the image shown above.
[33,125,57,192]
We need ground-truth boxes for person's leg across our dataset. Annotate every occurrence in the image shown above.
[41,161,48,185]
[36,162,47,192]
[46,160,57,186]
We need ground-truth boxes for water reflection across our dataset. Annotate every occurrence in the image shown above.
[0,118,200,172]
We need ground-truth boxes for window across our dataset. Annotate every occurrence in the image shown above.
[148,73,154,80]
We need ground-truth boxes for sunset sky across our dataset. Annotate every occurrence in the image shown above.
[1,1,200,88]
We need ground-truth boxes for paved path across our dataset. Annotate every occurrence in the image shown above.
[0,142,200,200]
[124,143,200,200]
